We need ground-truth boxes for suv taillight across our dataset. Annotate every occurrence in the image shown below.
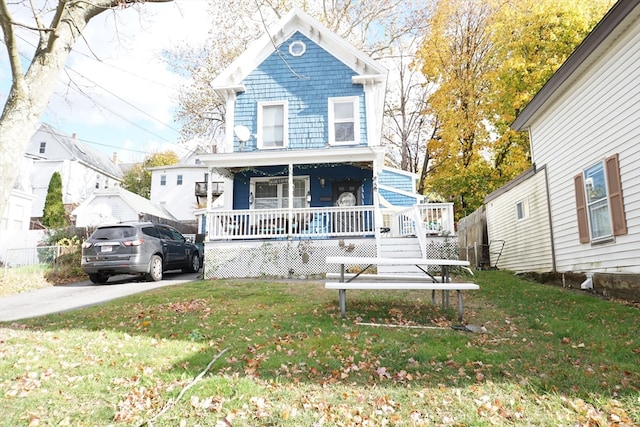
[123,239,144,247]
[82,242,93,249]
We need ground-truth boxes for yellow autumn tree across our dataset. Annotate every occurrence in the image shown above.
[415,0,614,219]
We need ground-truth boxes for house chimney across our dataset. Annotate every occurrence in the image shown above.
[72,133,77,139]
[112,152,118,163]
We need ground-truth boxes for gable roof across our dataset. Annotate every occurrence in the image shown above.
[35,123,123,179]
[512,0,640,130]
[211,7,387,92]
[72,186,176,221]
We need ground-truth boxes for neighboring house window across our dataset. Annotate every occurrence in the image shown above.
[177,175,183,185]
[252,177,308,209]
[516,199,528,220]
[328,96,360,145]
[39,142,46,154]
[95,178,100,189]
[574,153,627,244]
[160,175,166,186]
[258,101,287,149]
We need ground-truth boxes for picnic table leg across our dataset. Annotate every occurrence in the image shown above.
[456,290,463,322]
[338,289,346,318]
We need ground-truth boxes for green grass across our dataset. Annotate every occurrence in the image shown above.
[0,271,638,426]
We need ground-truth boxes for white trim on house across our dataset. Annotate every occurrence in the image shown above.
[199,146,385,172]
[328,96,360,146]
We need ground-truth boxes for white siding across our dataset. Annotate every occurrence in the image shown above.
[529,17,640,274]
[150,167,207,221]
[486,170,553,273]
[74,195,139,227]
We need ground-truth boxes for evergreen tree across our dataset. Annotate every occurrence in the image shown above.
[42,172,67,228]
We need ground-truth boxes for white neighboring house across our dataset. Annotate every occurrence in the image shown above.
[72,186,177,227]
[486,0,640,297]
[25,123,123,222]
[149,148,226,222]
[1,153,38,231]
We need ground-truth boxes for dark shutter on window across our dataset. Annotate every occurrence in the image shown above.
[605,153,627,236]
[574,173,590,243]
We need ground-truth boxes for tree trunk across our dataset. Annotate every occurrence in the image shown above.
[0,0,171,225]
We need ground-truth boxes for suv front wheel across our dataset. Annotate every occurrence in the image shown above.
[184,253,200,273]
[145,255,163,282]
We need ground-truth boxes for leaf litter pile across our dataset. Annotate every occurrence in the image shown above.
[1,271,638,426]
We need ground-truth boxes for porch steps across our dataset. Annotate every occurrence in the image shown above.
[377,237,425,276]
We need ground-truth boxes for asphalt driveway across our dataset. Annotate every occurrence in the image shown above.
[0,271,201,322]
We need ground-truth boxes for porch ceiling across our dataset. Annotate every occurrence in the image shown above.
[199,146,385,172]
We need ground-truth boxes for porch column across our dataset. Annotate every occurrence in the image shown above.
[288,163,294,233]
[372,147,384,258]
[206,166,213,241]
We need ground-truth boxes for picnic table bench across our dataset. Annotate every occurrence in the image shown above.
[325,256,478,321]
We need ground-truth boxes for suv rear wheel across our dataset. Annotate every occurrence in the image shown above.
[145,255,163,282]
[88,273,109,284]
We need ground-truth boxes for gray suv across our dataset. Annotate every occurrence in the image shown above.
[81,222,201,284]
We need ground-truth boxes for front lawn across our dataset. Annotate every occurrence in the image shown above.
[0,270,638,426]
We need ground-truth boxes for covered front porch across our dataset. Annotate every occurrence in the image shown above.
[197,146,457,279]
[202,203,457,279]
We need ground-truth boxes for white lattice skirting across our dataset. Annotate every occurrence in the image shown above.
[204,238,375,279]
[203,237,460,279]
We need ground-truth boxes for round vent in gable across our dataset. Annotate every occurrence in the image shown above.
[289,40,306,57]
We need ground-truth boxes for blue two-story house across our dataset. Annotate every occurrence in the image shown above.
[199,9,456,279]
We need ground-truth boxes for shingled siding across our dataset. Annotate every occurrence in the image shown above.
[379,169,413,192]
[234,32,367,151]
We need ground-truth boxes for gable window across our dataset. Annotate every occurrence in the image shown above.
[328,96,360,145]
[574,154,627,244]
[177,175,183,185]
[39,142,46,154]
[160,175,166,186]
[516,199,528,220]
[258,101,287,149]
[251,177,308,209]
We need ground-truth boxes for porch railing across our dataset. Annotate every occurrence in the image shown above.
[381,203,455,238]
[207,206,376,240]
[206,203,455,241]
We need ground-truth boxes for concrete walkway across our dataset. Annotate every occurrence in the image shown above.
[0,272,200,322]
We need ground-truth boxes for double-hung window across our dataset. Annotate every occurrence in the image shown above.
[252,177,308,209]
[328,96,360,145]
[574,154,627,244]
[258,101,287,149]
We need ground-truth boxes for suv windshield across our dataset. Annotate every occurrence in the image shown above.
[91,226,137,240]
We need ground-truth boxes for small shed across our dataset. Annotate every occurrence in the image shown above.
[72,187,176,227]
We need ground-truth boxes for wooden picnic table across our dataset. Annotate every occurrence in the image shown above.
[325,256,478,321]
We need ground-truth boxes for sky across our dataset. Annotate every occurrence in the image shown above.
[0,0,213,164]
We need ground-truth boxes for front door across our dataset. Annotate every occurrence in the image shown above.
[332,181,361,233]
[332,181,360,207]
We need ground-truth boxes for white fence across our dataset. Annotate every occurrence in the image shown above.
[0,230,46,268]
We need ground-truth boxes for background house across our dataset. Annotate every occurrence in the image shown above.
[148,148,226,223]
[483,0,639,299]
[25,123,123,224]
[72,186,178,228]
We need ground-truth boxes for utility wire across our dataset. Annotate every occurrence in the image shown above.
[3,33,182,143]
